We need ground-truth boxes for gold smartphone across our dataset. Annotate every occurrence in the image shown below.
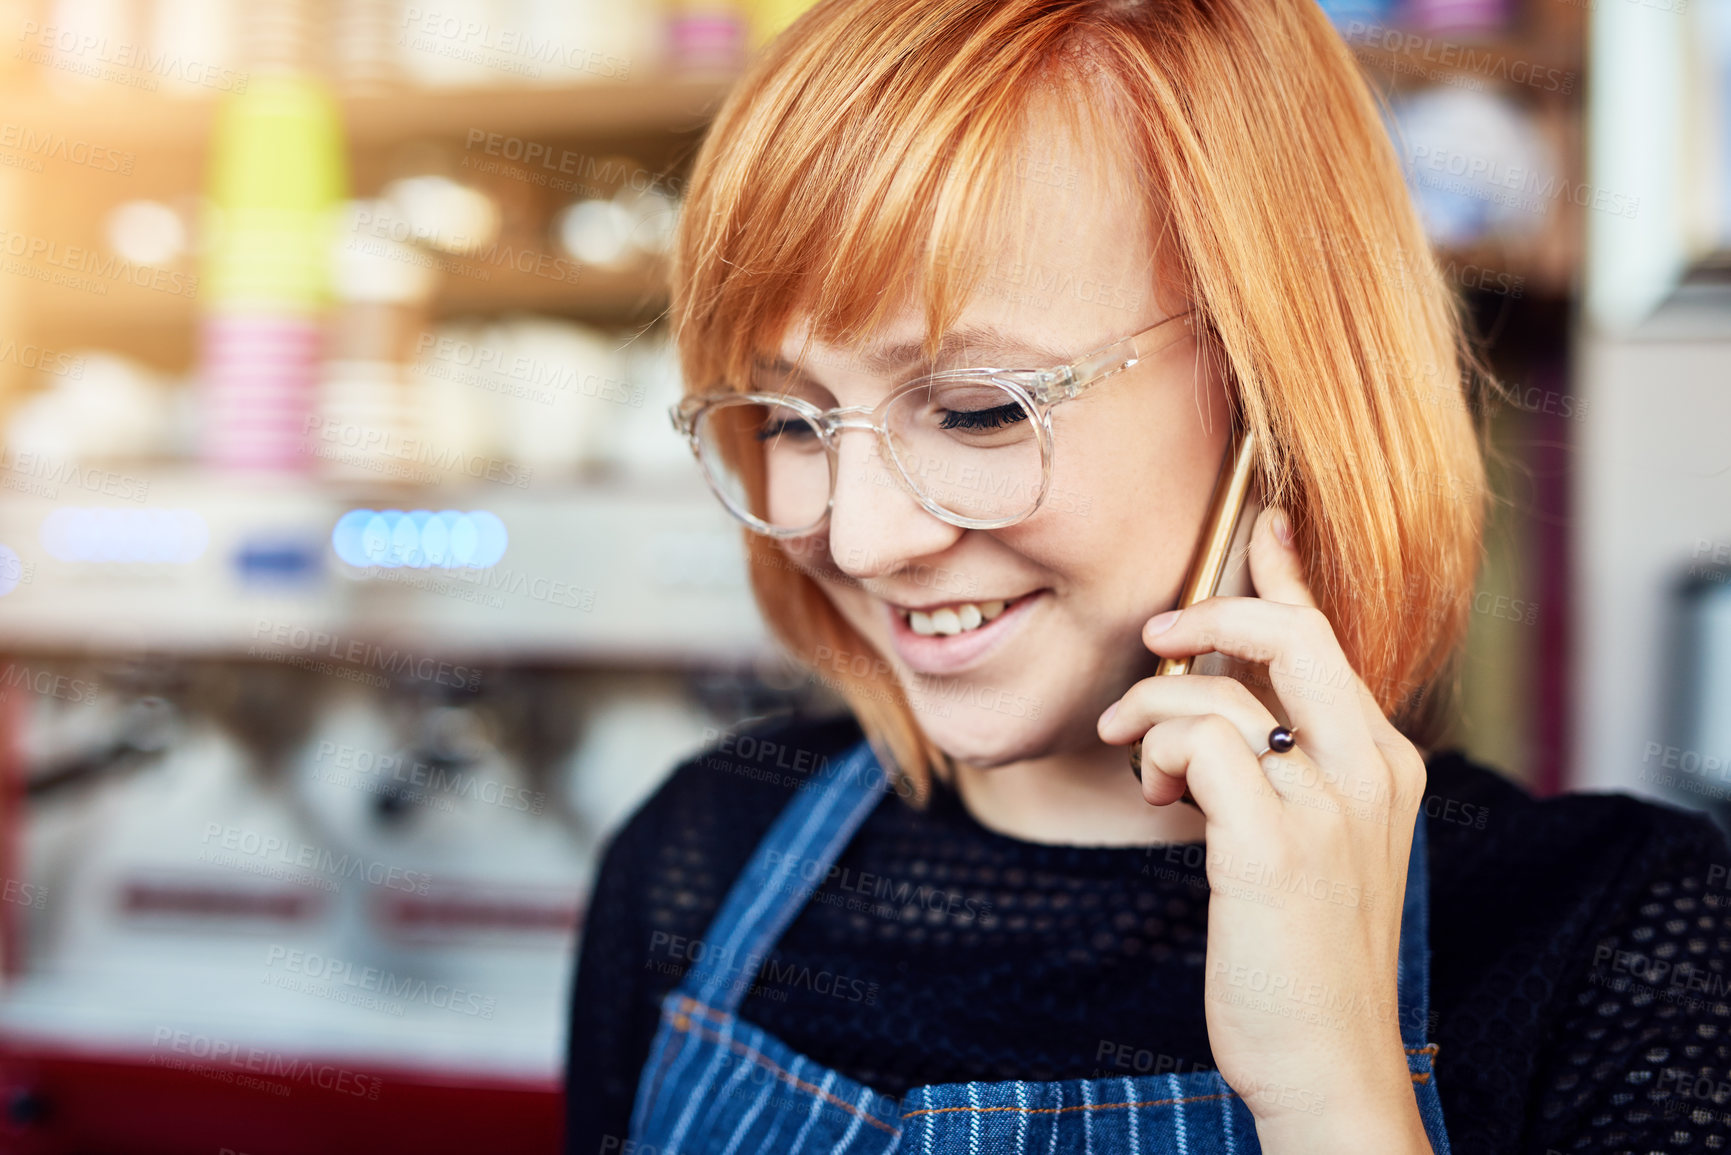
[1129,427,1259,797]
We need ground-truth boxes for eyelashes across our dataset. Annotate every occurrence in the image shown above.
[937,404,1028,431]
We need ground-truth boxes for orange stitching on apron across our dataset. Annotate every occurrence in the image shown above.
[902,1091,1237,1118]
[662,999,900,1138]
[671,996,733,1027]
[667,998,1437,1118]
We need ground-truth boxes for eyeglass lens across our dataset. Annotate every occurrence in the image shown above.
[692,378,1045,533]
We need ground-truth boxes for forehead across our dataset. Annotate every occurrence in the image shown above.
[773,97,1162,378]
[767,319,1075,382]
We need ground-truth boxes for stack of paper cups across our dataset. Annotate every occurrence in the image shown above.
[198,74,347,473]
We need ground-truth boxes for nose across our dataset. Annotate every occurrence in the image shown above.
[826,428,963,581]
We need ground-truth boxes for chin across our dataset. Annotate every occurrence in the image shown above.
[908,701,1068,770]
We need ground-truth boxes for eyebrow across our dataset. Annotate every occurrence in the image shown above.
[757,325,1077,383]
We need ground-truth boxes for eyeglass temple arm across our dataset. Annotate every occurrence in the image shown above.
[1040,311,1197,399]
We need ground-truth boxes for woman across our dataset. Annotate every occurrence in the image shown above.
[567,1,1731,1151]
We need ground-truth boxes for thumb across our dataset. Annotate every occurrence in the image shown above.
[1247,506,1318,609]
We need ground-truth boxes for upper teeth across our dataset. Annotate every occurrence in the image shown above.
[905,599,1009,636]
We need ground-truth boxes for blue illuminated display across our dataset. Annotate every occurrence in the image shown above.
[331,509,508,570]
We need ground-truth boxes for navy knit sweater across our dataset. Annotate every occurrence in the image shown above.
[566,713,1731,1154]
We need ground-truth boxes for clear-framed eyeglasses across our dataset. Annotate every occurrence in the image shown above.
[669,309,1197,537]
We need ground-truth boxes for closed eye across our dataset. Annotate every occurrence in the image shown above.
[755,416,819,441]
[938,403,1028,431]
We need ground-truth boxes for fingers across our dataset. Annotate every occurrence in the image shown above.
[1098,673,1281,758]
[1137,714,1282,829]
[1143,600,1363,757]
[1132,506,1400,808]
[1139,512,1363,757]
[1244,506,1317,610]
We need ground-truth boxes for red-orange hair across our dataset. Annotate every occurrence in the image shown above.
[669,0,1491,801]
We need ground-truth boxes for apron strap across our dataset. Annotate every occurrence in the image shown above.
[680,736,893,1013]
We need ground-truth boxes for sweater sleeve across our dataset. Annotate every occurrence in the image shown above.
[563,801,662,1155]
[1527,804,1731,1153]
[561,714,846,1153]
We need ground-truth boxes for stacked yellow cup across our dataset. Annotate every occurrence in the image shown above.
[198,74,347,472]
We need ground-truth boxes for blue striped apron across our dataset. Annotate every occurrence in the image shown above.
[627,737,1450,1153]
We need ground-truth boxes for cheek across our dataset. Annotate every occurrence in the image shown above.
[777,533,852,586]
[813,578,886,645]
[1029,439,1181,568]
[1022,410,1230,609]
[1047,395,1218,524]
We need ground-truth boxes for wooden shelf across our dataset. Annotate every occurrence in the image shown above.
[0,74,736,153]
[25,289,199,374]
[433,256,668,323]
[345,76,732,145]
[21,254,668,374]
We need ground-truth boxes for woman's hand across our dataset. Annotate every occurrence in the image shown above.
[1096,506,1434,1154]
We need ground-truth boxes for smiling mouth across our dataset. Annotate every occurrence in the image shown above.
[892,592,1039,637]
